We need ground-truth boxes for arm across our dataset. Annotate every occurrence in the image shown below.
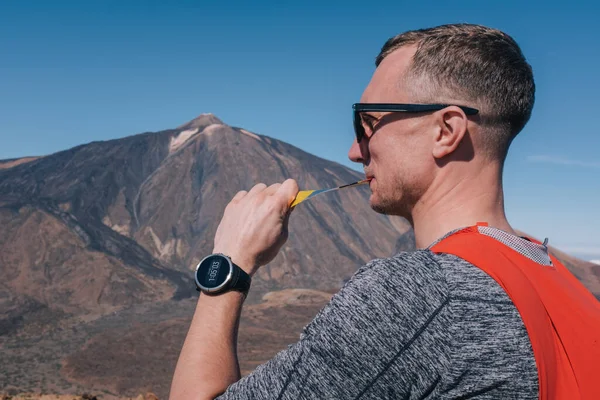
[169,179,299,400]
[169,291,245,399]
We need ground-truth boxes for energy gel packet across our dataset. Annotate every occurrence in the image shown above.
[290,179,371,208]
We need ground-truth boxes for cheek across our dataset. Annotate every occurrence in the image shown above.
[386,142,430,187]
[370,126,430,179]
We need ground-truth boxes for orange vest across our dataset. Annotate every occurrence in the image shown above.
[431,224,600,400]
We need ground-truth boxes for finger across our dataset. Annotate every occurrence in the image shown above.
[232,190,248,202]
[282,206,292,227]
[277,179,299,208]
[247,182,267,196]
[264,183,282,196]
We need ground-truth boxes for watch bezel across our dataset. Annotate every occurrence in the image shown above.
[194,253,234,294]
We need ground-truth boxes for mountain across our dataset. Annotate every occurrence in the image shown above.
[0,114,412,399]
[0,114,414,315]
[547,247,600,297]
[1,114,597,399]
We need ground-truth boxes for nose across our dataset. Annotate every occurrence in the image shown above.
[348,137,369,165]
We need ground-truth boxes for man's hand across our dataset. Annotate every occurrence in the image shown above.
[213,179,299,276]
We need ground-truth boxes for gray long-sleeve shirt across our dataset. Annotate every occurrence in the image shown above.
[219,231,541,399]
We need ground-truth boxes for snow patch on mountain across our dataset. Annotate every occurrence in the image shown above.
[169,128,199,153]
[240,129,261,140]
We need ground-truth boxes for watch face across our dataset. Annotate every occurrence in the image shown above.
[195,255,232,292]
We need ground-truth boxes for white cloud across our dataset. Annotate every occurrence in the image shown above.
[590,260,600,265]
[550,244,600,262]
[527,155,600,169]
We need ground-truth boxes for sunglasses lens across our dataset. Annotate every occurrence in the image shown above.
[353,111,364,143]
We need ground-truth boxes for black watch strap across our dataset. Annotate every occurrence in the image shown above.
[230,262,251,294]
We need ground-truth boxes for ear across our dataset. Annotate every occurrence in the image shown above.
[431,106,469,159]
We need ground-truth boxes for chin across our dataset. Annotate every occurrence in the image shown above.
[371,204,388,215]
[370,195,408,218]
[370,197,392,215]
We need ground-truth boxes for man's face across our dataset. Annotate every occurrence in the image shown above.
[348,46,436,218]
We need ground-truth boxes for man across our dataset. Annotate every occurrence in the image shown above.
[170,24,600,399]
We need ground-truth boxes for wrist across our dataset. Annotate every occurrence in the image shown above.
[198,288,246,305]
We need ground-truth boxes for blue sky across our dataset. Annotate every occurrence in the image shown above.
[1,0,599,261]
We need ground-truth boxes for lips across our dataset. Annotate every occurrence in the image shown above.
[365,175,375,189]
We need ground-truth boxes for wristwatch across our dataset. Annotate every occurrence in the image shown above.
[194,253,251,296]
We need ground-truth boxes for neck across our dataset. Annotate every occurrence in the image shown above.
[411,162,515,249]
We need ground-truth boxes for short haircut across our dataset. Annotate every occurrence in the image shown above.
[377,24,535,160]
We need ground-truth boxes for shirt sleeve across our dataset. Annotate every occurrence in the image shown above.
[216,251,454,399]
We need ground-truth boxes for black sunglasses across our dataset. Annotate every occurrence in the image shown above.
[353,103,479,143]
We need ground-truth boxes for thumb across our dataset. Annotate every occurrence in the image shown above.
[278,179,299,209]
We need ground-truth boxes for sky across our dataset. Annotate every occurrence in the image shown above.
[1,0,599,261]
